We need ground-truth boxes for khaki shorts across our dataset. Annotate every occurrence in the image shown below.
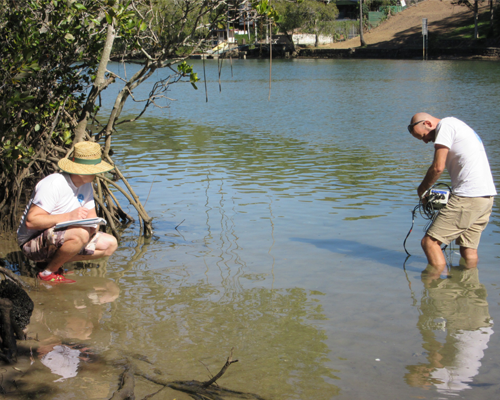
[21,227,102,262]
[427,195,494,249]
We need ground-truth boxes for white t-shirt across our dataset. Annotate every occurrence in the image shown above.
[435,117,497,197]
[41,345,81,382]
[17,173,95,246]
[431,327,493,394]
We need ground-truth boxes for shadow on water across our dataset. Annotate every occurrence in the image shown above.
[291,237,427,272]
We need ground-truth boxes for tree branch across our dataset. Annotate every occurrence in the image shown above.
[202,348,239,388]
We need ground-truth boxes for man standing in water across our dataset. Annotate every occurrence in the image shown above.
[17,141,118,283]
[407,113,496,276]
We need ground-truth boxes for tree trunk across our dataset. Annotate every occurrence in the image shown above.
[266,18,269,44]
[314,19,319,47]
[255,15,258,43]
[360,0,367,46]
[226,8,230,46]
[247,10,251,41]
[74,23,116,144]
[474,0,479,39]
[280,29,295,52]
[490,0,494,32]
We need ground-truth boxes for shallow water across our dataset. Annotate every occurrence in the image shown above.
[2,59,500,399]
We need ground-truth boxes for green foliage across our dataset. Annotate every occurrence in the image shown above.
[177,61,200,89]
[253,0,280,22]
[150,0,223,56]
[0,0,206,178]
[0,0,107,174]
[446,20,490,39]
[441,5,498,40]
[235,33,256,45]
[274,0,339,43]
[274,0,306,34]
[235,33,245,45]
[332,20,359,42]
[0,0,247,231]
[302,0,339,38]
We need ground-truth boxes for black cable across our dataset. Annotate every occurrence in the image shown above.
[403,205,419,256]
[403,183,451,256]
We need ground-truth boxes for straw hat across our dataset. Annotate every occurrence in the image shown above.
[58,142,114,175]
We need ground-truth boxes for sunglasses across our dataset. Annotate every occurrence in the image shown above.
[407,120,426,133]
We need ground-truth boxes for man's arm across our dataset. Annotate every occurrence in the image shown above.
[417,145,449,199]
[25,205,90,230]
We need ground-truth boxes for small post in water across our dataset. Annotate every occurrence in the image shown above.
[422,18,428,60]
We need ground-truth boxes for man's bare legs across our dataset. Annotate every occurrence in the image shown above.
[45,227,118,273]
[421,234,479,282]
[459,247,478,269]
[70,233,117,262]
[421,235,446,279]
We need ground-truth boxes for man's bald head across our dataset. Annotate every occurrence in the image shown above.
[410,112,434,125]
[408,113,441,143]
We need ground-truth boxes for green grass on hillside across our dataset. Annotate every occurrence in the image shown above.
[445,20,490,40]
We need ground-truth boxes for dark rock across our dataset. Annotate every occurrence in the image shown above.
[0,280,34,330]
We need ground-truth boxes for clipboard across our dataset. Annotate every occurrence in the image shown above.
[54,217,107,230]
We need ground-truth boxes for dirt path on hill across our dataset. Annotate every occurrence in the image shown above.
[322,0,489,49]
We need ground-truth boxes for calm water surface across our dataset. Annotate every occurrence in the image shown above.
[3,59,500,399]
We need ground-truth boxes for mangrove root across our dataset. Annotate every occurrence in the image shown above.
[110,349,265,400]
[0,146,152,239]
[109,365,136,400]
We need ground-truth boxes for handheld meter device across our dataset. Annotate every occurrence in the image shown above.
[423,188,450,209]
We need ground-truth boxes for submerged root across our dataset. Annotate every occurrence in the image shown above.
[110,349,266,400]
[109,365,136,400]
